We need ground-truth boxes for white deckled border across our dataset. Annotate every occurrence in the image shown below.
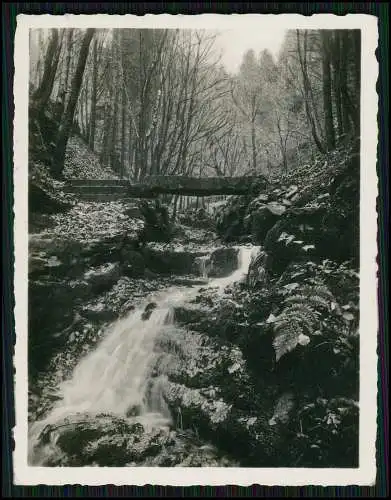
[13,13,379,486]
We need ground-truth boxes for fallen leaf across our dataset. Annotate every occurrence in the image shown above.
[302,245,315,252]
[266,313,277,324]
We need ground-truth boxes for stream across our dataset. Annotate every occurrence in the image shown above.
[29,245,259,467]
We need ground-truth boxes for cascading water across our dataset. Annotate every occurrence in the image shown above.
[29,245,259,465]
[197,255,211,279]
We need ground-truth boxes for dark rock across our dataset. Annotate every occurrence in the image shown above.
[142,302,157,321]
[28,278,92,379]
[143,248,205,276]
[120,249,145,277]
[208,247,239,277]
[178,208,215,231]
[162,381,281,466]
[33,411,237,467]
[171,277,209,287]
[245,203,286,244]
[81,304,119,323]
[263,210,321,276]
[246,249,269,288]
[84,263,122,294]
[137,200,172,245]
[215,196,252,242]
[173,305,210,328]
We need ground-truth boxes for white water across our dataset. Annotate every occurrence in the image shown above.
[197,255,211,279]
[29,245,259,464]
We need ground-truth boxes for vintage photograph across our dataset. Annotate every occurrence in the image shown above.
[13,14,378,485]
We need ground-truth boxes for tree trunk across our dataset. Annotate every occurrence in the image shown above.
[33,29,61,112]
[100,103,111,168]
[120,86,127,178]
[296,30,325,154]
[172,194,179,221]
[84,77,90,140]
[331,31,344,139]
[351,30,361,137]
[35,30,44,88]
[109,83,119,172]
[79,88,86,138]
[251,116,257,172]
[89,37,98,150]
[63,29,74,109]
[107,38,119,172]
[54,29,95,177]
[340,32,352,135]
[128,120,133,178]
[321,31,335,150]
[352,30,361,101]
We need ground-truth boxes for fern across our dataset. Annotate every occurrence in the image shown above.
[273,319,303,361]
[272,284,336,362]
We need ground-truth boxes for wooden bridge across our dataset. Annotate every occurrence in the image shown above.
[64,175,268,201]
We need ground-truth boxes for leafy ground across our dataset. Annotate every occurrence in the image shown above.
[33,201,144,242]
[63,135,119,180]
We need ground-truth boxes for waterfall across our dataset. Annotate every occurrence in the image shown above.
[29,245,258,464]
[197,255,211,278]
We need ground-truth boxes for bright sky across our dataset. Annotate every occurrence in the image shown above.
[214,29,287,74]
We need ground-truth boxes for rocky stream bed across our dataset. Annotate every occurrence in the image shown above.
[28,142,360,469]
[29,208,275,467]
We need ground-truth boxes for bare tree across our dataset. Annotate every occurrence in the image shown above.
[32,29,64,112]
[320,30,335,150]
[54,29,95,175]
[296,30,325,154]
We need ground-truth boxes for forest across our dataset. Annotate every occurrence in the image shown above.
[28,27,361,468]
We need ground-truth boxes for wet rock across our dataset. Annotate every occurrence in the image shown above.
[34,412,236,467]
[142,302,157,321]
[171,277,209,287]
[208,246,239,277]
[164,382,232,430]
[246,249,269,288]
[162,381,281,466]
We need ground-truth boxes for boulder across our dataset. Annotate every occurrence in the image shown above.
[120,248,145,277]
[33,412,236,467]
[143,248,206,276]
[215,196,252,242]
[83,262,122,294]
[142,302,157,321]
[208,247,239,277]
[245,202,287,244]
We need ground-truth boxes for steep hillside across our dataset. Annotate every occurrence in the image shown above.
[63,135,119,180]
